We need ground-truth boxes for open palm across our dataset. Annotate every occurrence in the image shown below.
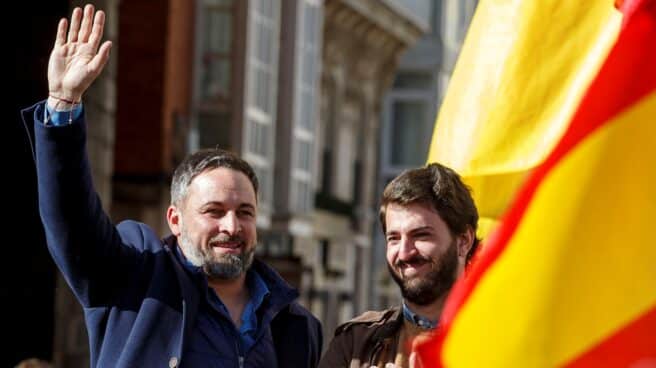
[48,5,111,102]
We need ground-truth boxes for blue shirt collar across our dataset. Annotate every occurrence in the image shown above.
[402,302,438,330]
[174,245,270,310]
[240,270,270,330]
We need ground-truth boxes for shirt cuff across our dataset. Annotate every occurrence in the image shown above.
[44,103,84,126]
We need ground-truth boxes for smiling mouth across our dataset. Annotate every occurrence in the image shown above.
[210,241,243,250]
[397,258,431,275]
[399,258,428,267]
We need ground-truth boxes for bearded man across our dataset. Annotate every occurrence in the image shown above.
[319,163,479,368]
[24,5,321,367]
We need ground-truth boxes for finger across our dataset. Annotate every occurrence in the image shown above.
[67,7,82,43]
[55,18,67,47]
[88,41,112,76]
[78,4,95,43]
[410,345,429,368]
[88,10,106,52]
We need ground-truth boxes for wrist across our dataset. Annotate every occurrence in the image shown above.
[47,94,81,111]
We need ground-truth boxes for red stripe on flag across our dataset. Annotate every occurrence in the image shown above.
[565,306,656,367]
[416,1,656,365]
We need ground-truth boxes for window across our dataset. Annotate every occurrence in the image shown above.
[382,69,435,173]
[256,231,293,257]
[244,0,281,208]
[247,117,271,156]
[393,71,432,89]
[192,0,235,152]
[291,0,322,213]
[198,111,231,149]
[247,0,278,115]
[252,163,272,206]
[198,0,233,103]
[389,100,428,166]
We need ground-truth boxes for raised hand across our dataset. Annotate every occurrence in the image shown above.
[48,4,112,104]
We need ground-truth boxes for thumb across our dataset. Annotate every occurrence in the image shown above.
[409,351,423,368]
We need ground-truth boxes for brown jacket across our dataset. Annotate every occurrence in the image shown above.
[319,307,404,368]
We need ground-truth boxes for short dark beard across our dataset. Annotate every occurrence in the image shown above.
[388,241,458,306]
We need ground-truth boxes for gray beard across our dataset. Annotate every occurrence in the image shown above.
[178,231,254,280]
[388,240,459,306]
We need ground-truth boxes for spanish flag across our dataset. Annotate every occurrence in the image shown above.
[427,0,622,236]
[419,0,656,366]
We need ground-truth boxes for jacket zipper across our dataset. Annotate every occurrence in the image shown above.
[234,339,244,368]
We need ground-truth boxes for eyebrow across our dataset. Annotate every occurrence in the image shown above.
[386,226,433,237]
[409,226,433,233]
[239,203,256,211]
[200,202,256,211]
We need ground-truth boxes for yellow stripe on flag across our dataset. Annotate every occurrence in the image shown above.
[427,0,622,236]
[442,92,656,367]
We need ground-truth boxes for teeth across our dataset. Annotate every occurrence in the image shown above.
[212,242,241,249]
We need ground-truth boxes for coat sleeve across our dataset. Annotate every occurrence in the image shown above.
[27,101,141,307]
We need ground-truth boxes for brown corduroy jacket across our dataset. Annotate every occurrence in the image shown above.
[318,307,404,368]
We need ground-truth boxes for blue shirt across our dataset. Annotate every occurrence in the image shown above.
[44,103,83,125]
[402,302,438,330]
[175,246,271,364]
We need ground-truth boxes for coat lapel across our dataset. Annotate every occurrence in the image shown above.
[164,236,199,359]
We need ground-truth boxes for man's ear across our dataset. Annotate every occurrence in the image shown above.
[166,205,182,237]
[456,226,475,261]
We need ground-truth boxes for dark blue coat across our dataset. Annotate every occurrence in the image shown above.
[24,102,322,367]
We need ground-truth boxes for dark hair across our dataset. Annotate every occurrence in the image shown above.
[170,148,259,205]
[379,163,480,262]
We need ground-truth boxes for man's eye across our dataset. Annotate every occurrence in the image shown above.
[205,209,224,217]
[239,210,254,218]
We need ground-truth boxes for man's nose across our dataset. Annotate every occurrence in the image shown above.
[397,236,417,260]
[219,211,240,235]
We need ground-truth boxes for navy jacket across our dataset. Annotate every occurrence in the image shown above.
[24,102,322,367]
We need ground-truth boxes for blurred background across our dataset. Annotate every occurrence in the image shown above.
[8,0,476,366]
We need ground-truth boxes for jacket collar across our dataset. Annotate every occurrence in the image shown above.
[250,259,298,309]
[163,235,199,360]
[165,236,300,321]
[402,302,438,330]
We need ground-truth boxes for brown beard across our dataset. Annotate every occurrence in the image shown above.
[387,240,459,306]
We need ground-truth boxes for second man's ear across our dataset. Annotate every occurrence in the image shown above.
[456,227,475,259]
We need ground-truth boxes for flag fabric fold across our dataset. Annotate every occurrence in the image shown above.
[427,0,622,236]
[420,0,656,366]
